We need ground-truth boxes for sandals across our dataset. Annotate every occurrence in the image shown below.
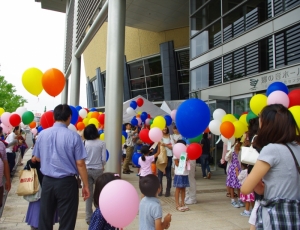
[176,206,185,212]
[182,205,190,211]
[226,192,238,198]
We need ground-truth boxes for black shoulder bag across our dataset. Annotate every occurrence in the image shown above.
[284,144,300,174]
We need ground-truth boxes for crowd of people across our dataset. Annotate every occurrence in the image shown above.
[0,103,299,230]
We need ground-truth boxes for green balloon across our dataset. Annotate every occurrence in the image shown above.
[233,113,241,119]
[188,134,203,143]
[149,119,153,125]
[246,111,258,124]
[22,111,34,125]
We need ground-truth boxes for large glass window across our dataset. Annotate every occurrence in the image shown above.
[145,74,163,88]
[147,87,164,102]
[130,78,146,90]
[222,0,243,14]
[179,84,190,99]
[176,49,190,99]
[232,96,252,115]
[190,0,210,14]
[128,60,144,79]
[91,78,98,107]
[274,0,300,15]
[144,56,162,76]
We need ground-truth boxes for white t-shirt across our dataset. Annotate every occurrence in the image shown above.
[138,155,155,177]
[171,134,182,144]
[162,136,173,157]
[5,132,16,152]
[173,156,189,175]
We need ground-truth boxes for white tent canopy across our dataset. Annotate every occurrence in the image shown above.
[123,95,168,123]
[160,100,184,114]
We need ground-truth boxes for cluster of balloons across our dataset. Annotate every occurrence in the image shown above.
[126,98,144,116]
[22,67,65,97]
[0,107,37,134]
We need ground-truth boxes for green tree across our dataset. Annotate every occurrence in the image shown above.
[0,76,27,112]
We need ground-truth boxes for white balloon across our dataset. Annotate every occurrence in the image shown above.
[20,122,26,129]
[213,109,226,122]
[126,107,136,116]
[209,120,221,135]
[79,109,87,119]
[68,124,77,132]
[16,107,27,117]
[221,135,235,145]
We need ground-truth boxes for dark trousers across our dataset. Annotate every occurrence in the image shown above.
[39,176,79,230]
[200,154,211,177]
[6,152,16,173]
[19,146,26,158]
[158,156,173,193]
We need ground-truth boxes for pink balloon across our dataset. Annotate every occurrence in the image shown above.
[136,117,142,126]
[171,110,177,121]
[1,123,10,134]
[149,127,163,142]
[31,128,37,135]
[1,112,12,127]
[173,143,187,159]
[145,118,151,125]
[267,90,289,108]
[99,180,139,228]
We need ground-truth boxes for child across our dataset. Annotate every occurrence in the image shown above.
[173,140,190,212]
[225,139,244,208]
[139,174,172,230]
[122,144,127,163]
[89,173,120,230]
[237,163,254,217]
[138,144,161,178]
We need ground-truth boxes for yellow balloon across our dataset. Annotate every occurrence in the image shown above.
[222,114,237,123]
[152,116,166,130]
[289,106,300,134]
[250,94,267,116]
[22,68,44,96]
[83,118,90,126]
[0,108,5,116]
[239,114,248,128]
[137,111,142,115]
[88,118,99,129]
[87,112,93,119]
[122,135,125,145]
[233,121,247,138]
[100,133,105,141]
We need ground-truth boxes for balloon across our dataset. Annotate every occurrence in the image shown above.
[220,121,235,139]
[173,143,187,159]
[40,111,54,129]
[37,126,43,133]
[164,115,172,126]
[176,99,210,138]
[100,133,105,141]
[83,118,90,126]
[42,68,65,97]
[136,98,144,107]
[213,108,226,121]
[246,111,258,124]
[75,105,82,111]
[98,114,105,125]
[250,94,267,116]
[221,135,235,145]
[90,108,97,112]
[122,131,128,139]
[288,89,300,108]
[204,127,210,133]
[76,122,85,131]
[209,120,221,135]
[22,111,34,125]
[31,128,38,135]
[152,116,166,130]
[266,81,289,96]
[149,127,163,142]
[1,112,12,127]
[132,152,142,167]
[0,108,4,116]
[79,109,87,119]
[267,90,289,108]
[140,112,148,122]
[68,124,77,132]
[186,143,202,160]
[131,118,138,126]
[139,129,152,144]
[69,106,79,125]
[122,135,126,145]
[106,150,109,161]
[188,134,203,143]
[289,106,300,130]
[90,112,99,119]
[87,112,93,119]
[145,118,151,125]
[15,107,27,117]
[89,118,99,129]
[233,114,240,119]
[136,117,142,126]
[29,121,37,129]
[233,121,247,138]
[9,114,21,127]
[130,101,137,110]
[222,114,237,123]
[126,107,136,116]
[100,180,139,228]
[239,114,248,127]
[22,67,44,96]
[0,123,10,134]
[170,110,177,121]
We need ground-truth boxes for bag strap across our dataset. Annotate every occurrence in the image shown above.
[284,144,300,174]
[251,135,257,144]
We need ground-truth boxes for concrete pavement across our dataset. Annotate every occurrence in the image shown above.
[0,148,250,230]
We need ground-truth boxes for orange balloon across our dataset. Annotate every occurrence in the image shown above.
[151,162,157,176]
[76,122,85,131]
[91,112,98,119]
[42,68,65,97]
[29,121,36,129]
[220,121,235,139]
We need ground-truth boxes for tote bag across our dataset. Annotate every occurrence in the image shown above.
[241,135,259,165]
[156,143,168,172]
[23,185,42,202]
[16,168,39,196]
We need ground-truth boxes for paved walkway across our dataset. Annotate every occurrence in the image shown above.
[0,148,250,230]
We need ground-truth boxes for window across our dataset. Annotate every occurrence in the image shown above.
[190,0,210,14]
[91,78,98,107]
[144,56,162,76]
[179,84,190,99]
[145,74,163,88]
[130,78,146,90]
[222,0,243,14]
[274,0,300,15]
[147,87,164,102]
[128,61,144,79]
[176,49,190,99]
[232,96,252,115]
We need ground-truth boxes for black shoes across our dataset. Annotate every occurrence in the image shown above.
[165,191,170,197]
[123,171,130,174]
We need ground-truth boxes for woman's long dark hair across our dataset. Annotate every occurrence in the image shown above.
[140,145,150,161]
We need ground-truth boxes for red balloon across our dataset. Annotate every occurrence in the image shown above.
[40,111,54,129]
[136,98,144,107]
[147,114,151,118]
[288,89,300,108]
[186,143,202,160]
[9,114,21,127]
[98,114,105,125]
[204,127,210,133]
[77,117,83,123]
[139,129,152,144]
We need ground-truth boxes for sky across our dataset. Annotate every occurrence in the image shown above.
[0,0,87,115]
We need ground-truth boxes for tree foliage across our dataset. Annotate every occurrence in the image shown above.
[0,76,27,112]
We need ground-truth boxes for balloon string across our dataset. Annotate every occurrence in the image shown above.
[215,135,221,144]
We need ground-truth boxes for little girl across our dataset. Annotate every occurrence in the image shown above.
[237,163,254,217]
[89,173,120,230]
[173,140,190,212]
[138,144,161,178]
[225,139,244,208]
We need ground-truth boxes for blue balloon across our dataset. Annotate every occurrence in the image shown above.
[266,82,289,96]
[140,112,148,122]
[130,101,137,110]
[75,105,82,111]
[131,118,138,126]
[175,99,210,138]
[132,152,142,168]
[90,108,97,112]
[164,115,172,126]
[122,131,128,139]
[98,130,104,135]
[69,105,79,125]
[106,149,109,161]
[37,126,43,133]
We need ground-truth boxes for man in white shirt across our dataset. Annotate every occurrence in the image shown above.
[123,123,138,174]
[5,126,19,174]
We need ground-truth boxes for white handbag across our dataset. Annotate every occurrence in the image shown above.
[241,135,259,165]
